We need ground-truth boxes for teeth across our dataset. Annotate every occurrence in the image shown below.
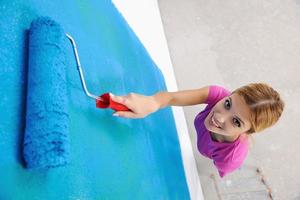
[212,117,219,128]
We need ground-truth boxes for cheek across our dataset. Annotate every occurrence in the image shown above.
[226,125,248,136]
[213,103,223,111]
[221,123,240,135]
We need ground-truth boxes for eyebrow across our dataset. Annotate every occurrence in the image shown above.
[229,97,245,127]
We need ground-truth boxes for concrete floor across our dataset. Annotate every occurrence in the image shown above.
[158,0,300,199]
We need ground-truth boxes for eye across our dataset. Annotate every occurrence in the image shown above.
[233,118,241,127]
[224,99,230,109]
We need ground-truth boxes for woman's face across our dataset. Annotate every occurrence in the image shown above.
[204,93,252,138]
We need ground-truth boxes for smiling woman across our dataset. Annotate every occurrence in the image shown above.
[204,93,253,142]
[111,83,285,177]
[197,83,284,177]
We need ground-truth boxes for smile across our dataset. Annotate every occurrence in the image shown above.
[211,113,221,128]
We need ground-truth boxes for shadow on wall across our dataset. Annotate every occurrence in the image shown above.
[17,29,30,168]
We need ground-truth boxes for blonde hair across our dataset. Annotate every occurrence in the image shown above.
[232,83,285,134]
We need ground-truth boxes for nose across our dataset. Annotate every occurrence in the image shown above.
[214,112,229,126]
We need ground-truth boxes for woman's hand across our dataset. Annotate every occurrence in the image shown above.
[110,93,160,118]
[109,86,210,118]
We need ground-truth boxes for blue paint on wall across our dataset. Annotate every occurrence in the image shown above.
[0,0,190,199]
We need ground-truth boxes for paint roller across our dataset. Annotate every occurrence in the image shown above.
[24,17,129,169]
[65,33,130,111]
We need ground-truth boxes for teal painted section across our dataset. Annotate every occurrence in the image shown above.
[0,0,190,199]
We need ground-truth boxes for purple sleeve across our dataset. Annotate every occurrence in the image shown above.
[204,85,231,106]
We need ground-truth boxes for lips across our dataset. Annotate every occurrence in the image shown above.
[211,113,221,128]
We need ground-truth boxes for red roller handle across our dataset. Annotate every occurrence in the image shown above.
[96,93,130,111]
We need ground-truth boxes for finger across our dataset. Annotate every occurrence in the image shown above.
[110,93,126,104]
[113,111,138,118]
[110,93,133,108]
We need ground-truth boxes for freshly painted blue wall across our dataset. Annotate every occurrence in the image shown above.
[0,0,190,199]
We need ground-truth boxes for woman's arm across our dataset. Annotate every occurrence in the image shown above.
[110,86,209,118]
[153,86,209,108]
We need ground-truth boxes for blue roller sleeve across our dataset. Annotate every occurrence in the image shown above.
[23,17,70,169]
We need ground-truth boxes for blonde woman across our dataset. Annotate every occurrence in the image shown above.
[110,83,284,177]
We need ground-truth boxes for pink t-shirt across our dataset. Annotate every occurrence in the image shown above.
[194,85,248,177]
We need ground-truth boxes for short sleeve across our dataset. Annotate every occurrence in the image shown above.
[213,160,241,178]
[212,138,249,178]
[204,85,231,106]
